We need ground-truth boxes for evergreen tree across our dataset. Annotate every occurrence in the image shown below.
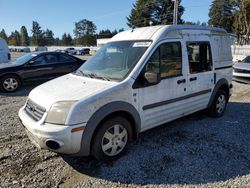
[208,0,234,32]
[20,26,29,46]
[0,29,8,41]
[98,29,113,39]
[127,0,153,27]
[8,30,21,46]
[31,21,44,46]
[44,29,54,46]
[152,0,184,25]
[127,0,184,28]
[61,33,72,46]
[54,37,61,46]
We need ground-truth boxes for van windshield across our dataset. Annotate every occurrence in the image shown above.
[76,41,151,81]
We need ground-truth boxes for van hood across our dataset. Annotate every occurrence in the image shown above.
[28,74,116,110]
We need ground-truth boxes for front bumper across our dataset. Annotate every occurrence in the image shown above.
[18,106,85,155]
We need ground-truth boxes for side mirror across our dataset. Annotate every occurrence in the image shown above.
[29,60,34,64]
[144,72,160,84]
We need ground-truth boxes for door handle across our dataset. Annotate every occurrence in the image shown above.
[189,77,197,82]
[177,79,186,84]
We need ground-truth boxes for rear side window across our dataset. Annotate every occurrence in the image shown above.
[59,54,76,63]
[45,54,58,64]
[32,56,47,65]
[187,42,212,74]
[146,42,182,78]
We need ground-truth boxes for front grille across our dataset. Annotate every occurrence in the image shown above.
[234,68,250,74]
[25,99,46,121]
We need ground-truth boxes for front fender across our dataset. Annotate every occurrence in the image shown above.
[75,101,141,156]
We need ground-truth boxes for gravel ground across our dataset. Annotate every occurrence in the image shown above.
[0,81,250,188]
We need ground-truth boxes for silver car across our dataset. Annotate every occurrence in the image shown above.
[233,56,250,84]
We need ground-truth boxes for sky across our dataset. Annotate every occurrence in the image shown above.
[0,0,212,38]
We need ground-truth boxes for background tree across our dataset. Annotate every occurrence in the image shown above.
[152,0,184,25]
[127,0,152,27]
[61,33,73,46]
[0,29,8,41]
[98,29,113,39]
[97,29,121,39]
[73,19,97,45]
[232,0,250,44]
[184,21,207,26]
[31,21,44,46]
[127,0,184,28]
[208,0,234,33]
[44,29,54,46]
[8,31,21,46]
[20,26,29,46]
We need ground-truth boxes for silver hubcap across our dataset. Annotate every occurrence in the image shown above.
[101,124,128,156]
[3,78,18,91]
[216,94,226,114]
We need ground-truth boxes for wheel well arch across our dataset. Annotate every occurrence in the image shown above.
[208,78,230,108]
[76,101,141,156]
[218,84,229,101]
[0,73,22,84]
[92,110,138,142]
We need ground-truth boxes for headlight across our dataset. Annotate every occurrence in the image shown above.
[45,101,76,125]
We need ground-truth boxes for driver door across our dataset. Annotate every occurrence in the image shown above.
[134,41,188,131]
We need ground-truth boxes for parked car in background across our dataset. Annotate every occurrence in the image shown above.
[35,46,48,52]
[77,48,90,55]
[233,55,250,84]
[65,48,77,55]
[0,52,85,92]
[19,25,232,161]
[0,38,10,63]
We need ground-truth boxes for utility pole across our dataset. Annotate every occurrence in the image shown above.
[172,0,179,24]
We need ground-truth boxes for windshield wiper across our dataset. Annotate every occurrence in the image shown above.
[75,70,92,78]
[89,73,111,81]
[75,71,110,81]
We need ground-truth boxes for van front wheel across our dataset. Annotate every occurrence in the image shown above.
[91,117,132,161]
[208,89,228,117]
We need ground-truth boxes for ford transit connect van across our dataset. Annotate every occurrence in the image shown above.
[0,38,10,64]
[19,25,233,161]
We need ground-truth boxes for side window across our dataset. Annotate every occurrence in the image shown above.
[146,48,160,74]
[146,42,182,78]
[32,56,47,65]
[45,54,58,64]
[187,42,212,74]
[59,54,76,63]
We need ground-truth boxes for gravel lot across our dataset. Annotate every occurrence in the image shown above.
[0,59,250,187]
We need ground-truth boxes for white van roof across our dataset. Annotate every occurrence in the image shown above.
[111,25,227,42]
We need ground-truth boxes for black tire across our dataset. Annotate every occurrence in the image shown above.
[207,89,228,117]
[91,116,132,161]
[0,75,21,92]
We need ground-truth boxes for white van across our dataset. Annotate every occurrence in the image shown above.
[19,25,233,161]
[0,38,10,64]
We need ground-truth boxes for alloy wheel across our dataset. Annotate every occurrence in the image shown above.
[3,78,18,91]
[101,124,128,156]
[216,94,226,114]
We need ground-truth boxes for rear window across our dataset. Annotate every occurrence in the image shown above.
[59,54,76,63]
